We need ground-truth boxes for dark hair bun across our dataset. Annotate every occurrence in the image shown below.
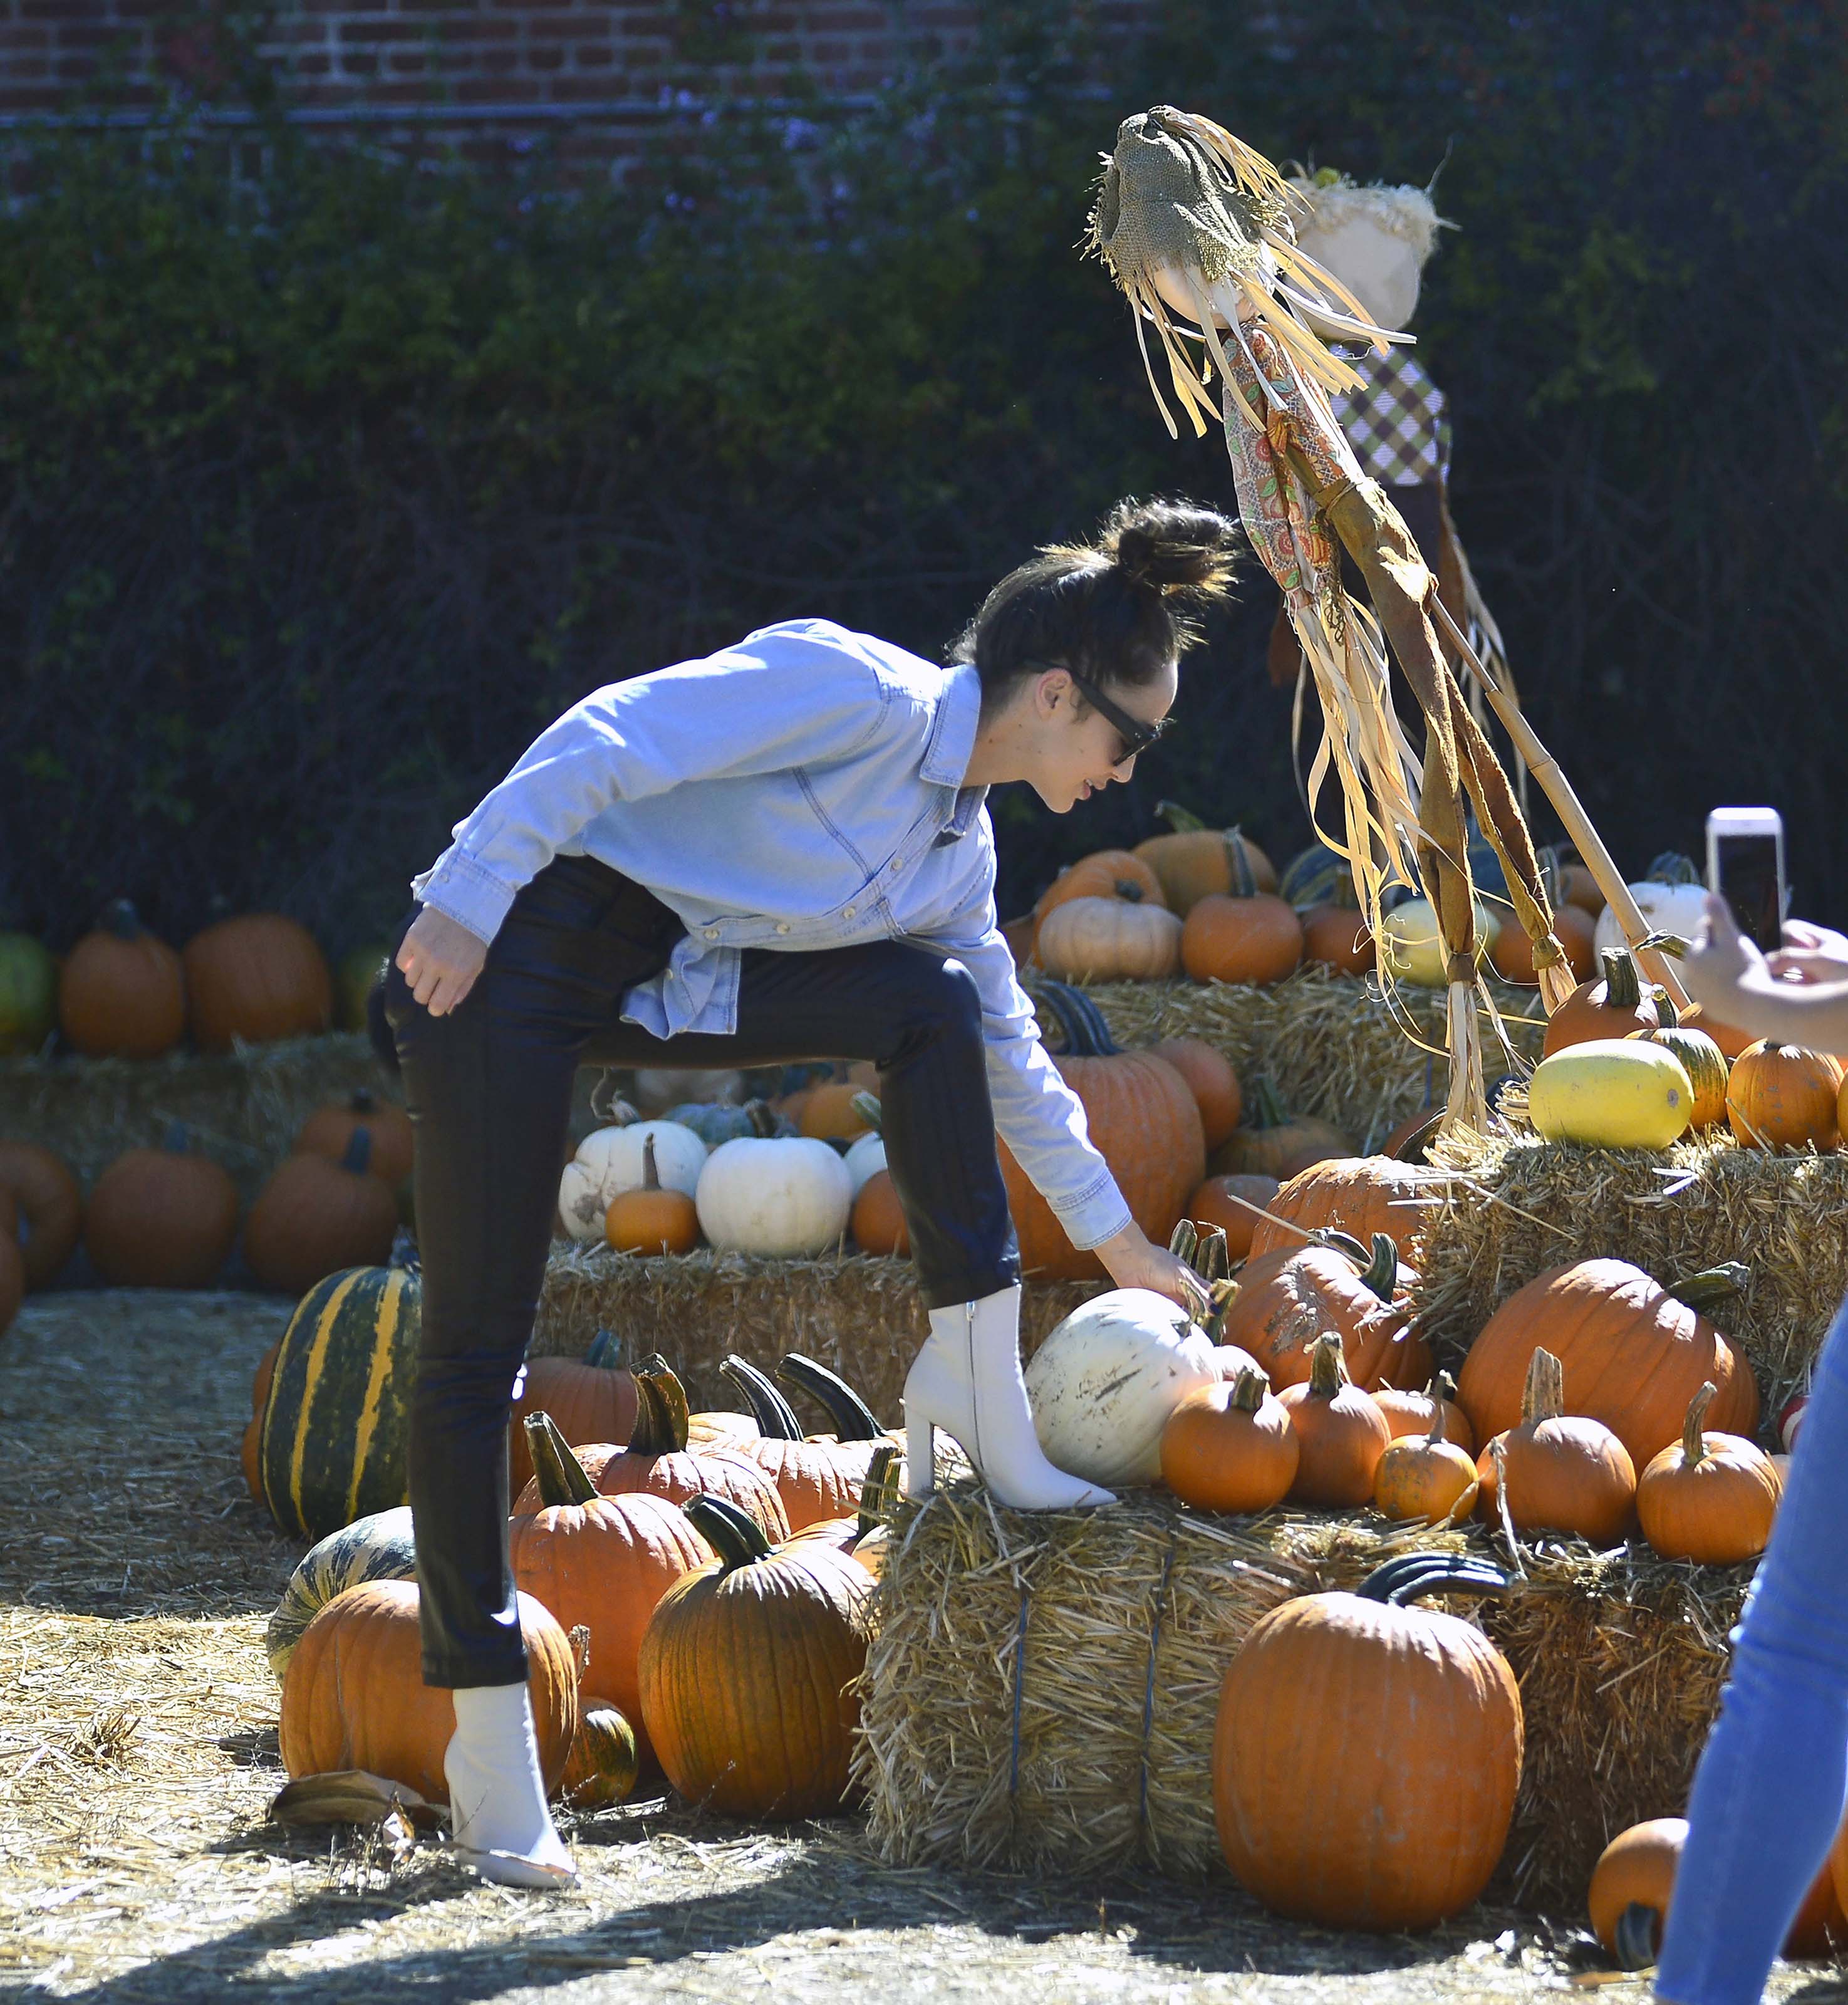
[1103,498,1243,598]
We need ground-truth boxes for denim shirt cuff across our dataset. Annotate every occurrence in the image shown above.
[1048,1172,1133,1252]
[410,850,518,946]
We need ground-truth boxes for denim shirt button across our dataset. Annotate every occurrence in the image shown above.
[702,927,720,940]
[843,905,856,919]
[776,922,791,934]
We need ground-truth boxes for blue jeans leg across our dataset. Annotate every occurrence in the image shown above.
[1656,1298,1848,2002]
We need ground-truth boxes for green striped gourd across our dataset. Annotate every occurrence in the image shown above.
[264,1505,418,1682]
[254,1238,421,1539]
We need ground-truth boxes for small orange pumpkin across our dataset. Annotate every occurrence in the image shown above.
[1299,904,1374,976]
[1181,891,1304,987]
[1133,805,1277,915]
[1277,1333,1391,1506]
[1151,1038,1242,1148]
[1373,1370,1477,1459]
[605,1136,699,1255]
[1542,947,1673,1057]
[85,1123,240,1289]
[1635,1380,1780,1563]
[57,899,186,1058]
[1372,1398,1479,1524]
[1490,900,1596,986]
[799,1080,876,1142]
[183,912,333,1051]
[1160,1364,1299,1513]
[850,1169,909,1256]
[0,1140,82,1290]
[508,1329,640,1499]
[296,1088,415,1186]
[1726,1041,1844,1151]
[244,1128,400,1296]
[1475,1348,1637,1544]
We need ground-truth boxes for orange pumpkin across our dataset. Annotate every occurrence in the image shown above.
[509,1413,712,1768]
[1181,891,1304,986]
[1185,1172,1280,1259]
[508,1330,640,1499]
[1634,1380,1780,1564]
[1277,1333,1391,1506]
[1159,1365,1299,1513]
[85,1125,240,1288]
[1151,1038,1242,1148]
[1133,805,1277,915]
[1373,1370,1477,1459]
[850,1170,909,1256]
[1726,1041,1844,1151]
[1001,982,1204,1279]
[1475,1348,1637,1543]
[1489,901,1595,986]
[719,1354,864,1531]
[1246,1154,1427,1266]
[279,1578,576,1803]
[1031,849,1166,954]
[0,1140,81,1289]
[1218,1232,1431,1394]
[57,899,186,1058]
[1299,904,1373,976]
[1210,1077,1355,1182]
[605,1135,699,1255]
[1455,1258,1760,1474]
[244,1129,400,1296]
[799,1081,876,1142]
[183,913,333,1051]
[296,1088,415,1185]
[1373,1398,1479,1524]
[1542,947,1674,1057]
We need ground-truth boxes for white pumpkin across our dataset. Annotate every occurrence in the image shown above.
[844,1132,887,1198]
[558,1120,707,1241]
[1379,897,1500,987]
[1024,1288,1221,1487]
[1593,855,1711,960]
[695,1136,852,1258]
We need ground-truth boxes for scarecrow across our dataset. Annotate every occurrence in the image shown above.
[1085,107,1671,1124]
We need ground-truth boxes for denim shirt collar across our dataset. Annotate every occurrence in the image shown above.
[920,659,984,789]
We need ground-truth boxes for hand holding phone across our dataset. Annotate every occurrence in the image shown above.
[1706,807,1786,954]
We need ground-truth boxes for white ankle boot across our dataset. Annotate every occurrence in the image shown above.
[903,1284,1114,1511]
[444,1684,576,1890]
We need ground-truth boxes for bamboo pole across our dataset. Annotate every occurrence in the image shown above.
[1426,596,1690,1013]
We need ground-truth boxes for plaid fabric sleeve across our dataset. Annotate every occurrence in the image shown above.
[1331,348,1449,486]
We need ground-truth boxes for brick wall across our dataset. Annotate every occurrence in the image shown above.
[0,2,1144,174]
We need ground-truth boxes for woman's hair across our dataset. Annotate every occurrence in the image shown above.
[951,496,1244,702]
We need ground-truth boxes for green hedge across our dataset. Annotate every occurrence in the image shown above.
[3,0,1845,956]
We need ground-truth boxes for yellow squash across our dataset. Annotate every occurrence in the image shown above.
[1527,1039,1694,1150]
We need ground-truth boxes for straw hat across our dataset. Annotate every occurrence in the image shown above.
[1282,170,1451,335]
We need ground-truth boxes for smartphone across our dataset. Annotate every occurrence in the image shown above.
[1706,807,1786,953]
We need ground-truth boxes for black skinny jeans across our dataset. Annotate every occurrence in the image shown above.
[382,853,1020,1686]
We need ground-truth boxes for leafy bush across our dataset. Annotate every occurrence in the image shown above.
[3,0,1845,954]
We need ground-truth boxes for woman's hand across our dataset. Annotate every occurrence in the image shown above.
[1769,918,1848,984]
[1678,894,1848,1048]
[1093,1221,1211,1316]
[396,907,488,1017]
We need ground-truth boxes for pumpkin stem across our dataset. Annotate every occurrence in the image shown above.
[1682,1380,1717,1466]
[850,1090,883,1137]
[857,1441,901,1536]
[1197,1227,1230,1284]
[1520,1346,1567,1427]
[640,1135,661,1194]
[100,898,143,940]
[1036,980,1123,1058]
[1247,1076,1287,1132]
[776,1353,885,1441]
[349,1088,378,1114]
[1357,1232,1401,1302]
[1599,947,1643,1011]
[682,1491,774,1574]
[1666,1263,1749,1313]
[388,1226,420,1272]
[1354,1551,1513,1604]
[525,1412,600,1509]
[1614,1900,1662,1971]
[1310,1227,1372,1267]
[625,1356,693,1456]
[584,1328,625,1372]
[1154,799,1208,836]
[162,1120,193,1153]
[1169,1219,1200,1266]
[1306,1331,1351,1398]
[720,1354,806,1440]
[1426,1395,1448,1447]
[340,1126,374,1178]
[1646,850,1703,888]
[1228,1365,1270,1414]
[1226,828,1258,900]
[743,1099,779,1139]
[1205,1276,1237,1343]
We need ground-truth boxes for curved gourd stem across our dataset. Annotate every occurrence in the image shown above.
[1668,1265,1750,1313]
[682,1491,774,1574]
[1197,1227,1230,1284]
[1205,1277,1237,1343]
[1246,1076,1287,1132]
[388,1226,421,1273]
[1681,1381,1717,1468]
[857,1442,901,1536]
[776,1354,886,1441]
[1170,1219,1200,1267]
[1426,1396,1449,1447]
[626,1355,693,1456]
[1599,948,1642,1011]
[742,1099,779,1139]
[583,1328,625,1373]
[1354,1551,1513,1604]
[849,1091,883,1137]
[1357,1233,1400,1301]
[526,1412,600,1509]
[1614,1902,1661,1972]
[340,1127,373,1178]
[720,1354,806,1440]
[640,1135,661,1194]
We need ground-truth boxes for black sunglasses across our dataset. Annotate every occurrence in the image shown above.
[1024,660,1171,763]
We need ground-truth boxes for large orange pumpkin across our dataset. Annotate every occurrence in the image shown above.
[1210,1078,1355,1182]
[508,1330,640,1499]
[1133,804,1277,915]
[1455,1258,1760,1472]
[1218,1233,1431,1393]
[1490,900,1595,986]
[84,1125,239,1288]
[1150,1037,1242,1148]
[509,1414,712,1767]
[57,900,186,1058]
[1030,849,1165,954]
[1726,1041,1844,1151]
[296,1088,415,1185]
[1213,1551,1522,1930]
[1181,891,1304,986]
[1542,947,1673,1057]
[244,1129,400,1295]
[1002,982,1203,1279]
[279,1578,576,1803]
[1246,1155,1428,1266]
[183,913,333,1051]
[0,1141,81,1289]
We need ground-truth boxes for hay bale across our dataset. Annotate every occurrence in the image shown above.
[1414,1127,1848,1417]
[854,1488,1743,1914]
[532,1244,1103,1419]
[1032,969,1545,1152]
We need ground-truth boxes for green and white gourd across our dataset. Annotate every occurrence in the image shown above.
[264,1505,418,1683]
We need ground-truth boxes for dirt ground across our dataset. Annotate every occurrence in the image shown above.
[1,1291,1843,2005]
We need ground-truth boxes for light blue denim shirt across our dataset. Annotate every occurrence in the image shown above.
[411,618,1133,1251]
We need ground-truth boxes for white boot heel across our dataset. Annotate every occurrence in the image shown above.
[900,1285,1114,1513]
[904,1415,937,1499]
[445,1684,576,1890]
